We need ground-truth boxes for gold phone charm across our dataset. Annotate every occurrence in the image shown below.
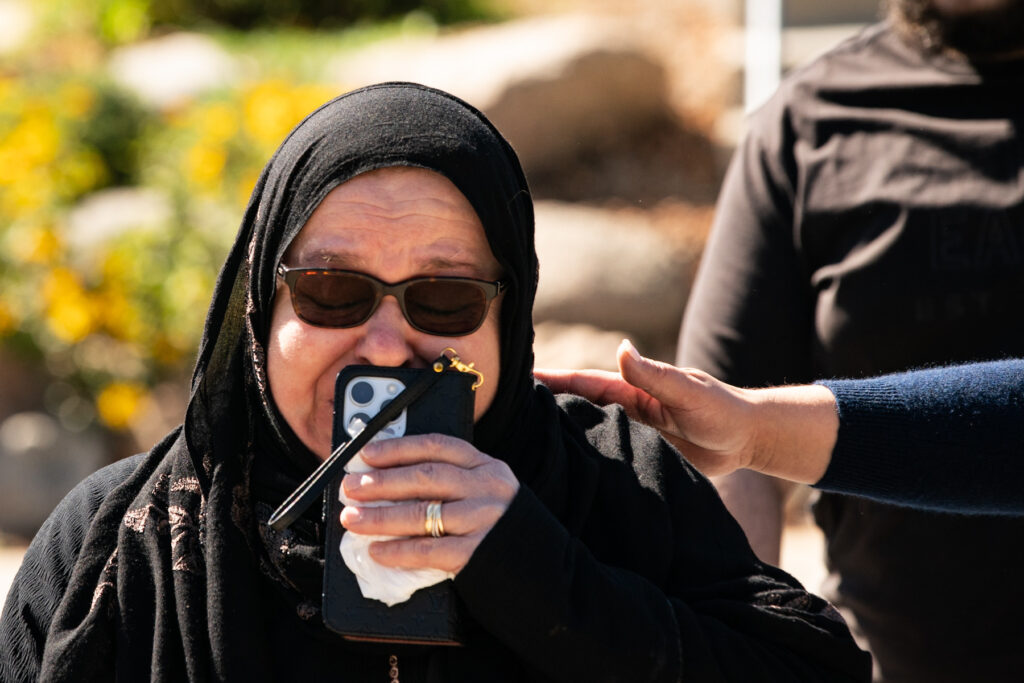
[434,347,484,390]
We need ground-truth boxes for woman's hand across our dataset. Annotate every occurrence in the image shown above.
[339,433,519,574]
[535,339,838,483]
[536,340,761,477]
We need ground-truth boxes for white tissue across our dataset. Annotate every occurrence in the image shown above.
[339,451,453,606]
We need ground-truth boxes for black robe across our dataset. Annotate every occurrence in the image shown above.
[1,82,871,682]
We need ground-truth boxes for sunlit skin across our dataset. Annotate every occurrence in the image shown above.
[536,339,839,484]
[266,167,518,574]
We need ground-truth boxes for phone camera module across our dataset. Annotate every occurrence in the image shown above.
[350,381,374,405]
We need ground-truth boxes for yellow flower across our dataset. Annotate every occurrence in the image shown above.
[58,82,96,119]
[200,102,238,143]
[9,108,61,169]
[43,268,97,343]
[185,141,227,191]
[242,80,300,147]
[43,267,83,299]
[45,297,95,343]
[0,170,54,213]
[293,84,336,118]
[8,224,63,264]
[101,248,136,283]
[98,288,144,342]
[0,77,19,105]
[236,166,261,207]
[96,381,147,429]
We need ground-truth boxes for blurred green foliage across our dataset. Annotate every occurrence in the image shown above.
[33,0,498,46]
[2,0,498,439]
[146,0,495,30]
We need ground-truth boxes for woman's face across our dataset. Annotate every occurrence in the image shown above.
[266,167,503,459]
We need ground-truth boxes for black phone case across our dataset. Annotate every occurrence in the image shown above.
[322,365,474,645]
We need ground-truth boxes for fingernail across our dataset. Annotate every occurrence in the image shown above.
[340,507,360,526]
[621,338,642,362]
[342,473,373,493]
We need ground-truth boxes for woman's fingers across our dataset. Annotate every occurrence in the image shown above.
[342,434,518,503]
[337,433,520,574]
[358,433,486,469]
[533,367,641,409]
[343,460,466,501]
[340,497,506,538]
[368,535,482,574]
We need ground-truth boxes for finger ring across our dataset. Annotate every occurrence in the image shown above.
[425,500,445,538]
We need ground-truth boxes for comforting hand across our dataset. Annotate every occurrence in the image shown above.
[536,340,760,477]
[340,433,519,575]
[535,339,838,482]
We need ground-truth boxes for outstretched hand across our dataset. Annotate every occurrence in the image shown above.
[535,340,837,483]
[535,340,759,477]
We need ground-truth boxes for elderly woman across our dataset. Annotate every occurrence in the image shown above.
[1,83,870,681]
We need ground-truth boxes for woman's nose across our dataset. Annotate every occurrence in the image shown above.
[354,296,416,367]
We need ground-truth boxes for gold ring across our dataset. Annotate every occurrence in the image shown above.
[425,500,445,538]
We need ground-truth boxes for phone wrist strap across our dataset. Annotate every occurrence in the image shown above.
[268,353,451,532]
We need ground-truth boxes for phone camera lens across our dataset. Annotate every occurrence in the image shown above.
[379,398,401,425]
[350,381,374,405]
[349,413,371,429]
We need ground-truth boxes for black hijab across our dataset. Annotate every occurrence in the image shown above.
[39,82,550,681]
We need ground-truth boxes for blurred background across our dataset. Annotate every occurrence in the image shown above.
[1,0,879,603]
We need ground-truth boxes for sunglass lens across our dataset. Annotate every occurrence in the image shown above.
[292,272,376,327]
[405,280,488,335]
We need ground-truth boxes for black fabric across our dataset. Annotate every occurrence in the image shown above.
[678,21,1024,683]
[2,82,870,682]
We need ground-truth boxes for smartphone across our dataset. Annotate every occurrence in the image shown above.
[322,364,475,645]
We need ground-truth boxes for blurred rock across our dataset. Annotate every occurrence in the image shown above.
[0,412,106,539]
[534,200,697,350]
[67,186,172,248]
[108,32,237,109]
[331,14,670,174]
[0,0,32,55]
[534,321,628,371]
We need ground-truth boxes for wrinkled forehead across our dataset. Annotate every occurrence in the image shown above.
[280,166,501,279]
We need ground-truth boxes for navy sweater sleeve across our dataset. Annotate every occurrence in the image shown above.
[816,360,1024,515]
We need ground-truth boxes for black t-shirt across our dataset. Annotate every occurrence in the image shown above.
[679,21,1024,683]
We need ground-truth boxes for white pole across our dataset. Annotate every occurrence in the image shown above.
[744,0,783,113]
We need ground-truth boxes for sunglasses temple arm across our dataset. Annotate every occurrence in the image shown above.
[268,354,449,532]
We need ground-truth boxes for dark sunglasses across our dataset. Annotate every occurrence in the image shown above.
[276,264,506,337]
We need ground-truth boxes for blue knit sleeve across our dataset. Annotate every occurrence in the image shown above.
[815,360,1024,515]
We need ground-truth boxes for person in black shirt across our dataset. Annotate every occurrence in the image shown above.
[674,1,1024,680]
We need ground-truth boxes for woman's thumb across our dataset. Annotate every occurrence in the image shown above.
[617,339,664,395]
